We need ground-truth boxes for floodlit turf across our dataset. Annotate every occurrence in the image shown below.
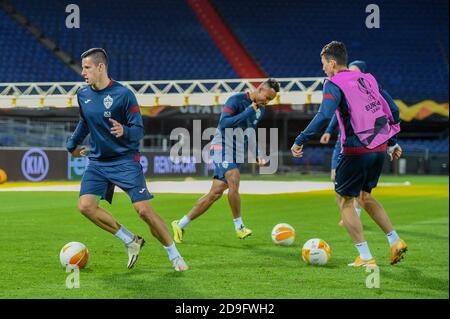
[0,176,448,299]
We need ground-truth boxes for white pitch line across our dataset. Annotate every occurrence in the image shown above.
[0,181,410,194]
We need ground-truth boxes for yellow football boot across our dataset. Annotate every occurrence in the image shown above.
[390,239,408,265]
[236,226,252,239]
[348,256,377,267]
[171,220,184,244]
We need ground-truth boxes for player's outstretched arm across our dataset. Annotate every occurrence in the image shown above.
[320,114,338,144]
[325,114,339,134]
[294,82,341,148]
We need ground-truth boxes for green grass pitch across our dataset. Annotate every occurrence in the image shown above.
[0,175,448,298]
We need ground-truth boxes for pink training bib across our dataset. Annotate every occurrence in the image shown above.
[330,71,400,149]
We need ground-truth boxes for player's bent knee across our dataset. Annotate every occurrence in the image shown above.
[136,207,148,218]
[338,196,354,211]
[356,197,366,209]
[132,201,158,222]
[210,191,223,202]
[358,192,371,206]
[227,181,240,193]
[208,184,227,202]
[137,210,149,220]
[136,207,157,223]
[78,201,97,216]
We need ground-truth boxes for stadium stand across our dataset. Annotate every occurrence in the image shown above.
[401,138,449,154]
[0,9,78,82]
[212,0,449,103]
[0,0,447,171]
[8,0,238,81]
[4,0,448,104]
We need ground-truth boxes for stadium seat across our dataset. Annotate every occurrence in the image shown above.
[0,10,78,82]
[212,0,449,103]
[10,0,238,81]
[4,0,448,103]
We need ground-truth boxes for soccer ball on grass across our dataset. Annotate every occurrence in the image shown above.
[271,223,296,246]
[59,242,89,269]
[301,238,331,265]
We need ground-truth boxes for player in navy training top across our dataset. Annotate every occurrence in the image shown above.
[66,48,188,271]
[171,79,280,243]
[291,42,407,267]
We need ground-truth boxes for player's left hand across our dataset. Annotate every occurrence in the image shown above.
[387,144,402,161]
[109,118,124,138]
[291,143,303,158]
[320,133,331,144]
[256,156,267,166]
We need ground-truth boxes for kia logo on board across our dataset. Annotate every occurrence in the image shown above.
[21,148,49,182]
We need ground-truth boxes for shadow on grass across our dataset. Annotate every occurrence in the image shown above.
[398,230,449,241]
[96,267,206,299]
[381,265,449,295]
[199,241,342,269]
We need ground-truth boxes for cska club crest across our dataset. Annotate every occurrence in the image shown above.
[103,95,113,109]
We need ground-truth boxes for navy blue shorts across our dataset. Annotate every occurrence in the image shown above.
[331,139,342,170]
[80,160,153,204]
[335,151,385,197]
[210,149,241,183]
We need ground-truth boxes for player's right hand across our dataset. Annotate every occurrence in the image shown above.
[320,133,331,144]
[71,146,89,157]
[256,156,267,166]
[387,144,402,161]
[291,144,303,158]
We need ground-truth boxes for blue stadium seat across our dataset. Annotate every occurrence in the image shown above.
[0,10,78,82]
[10,0,238,81]
[3,0,449,104]
[401,138,449,153]
[212,0,449,103]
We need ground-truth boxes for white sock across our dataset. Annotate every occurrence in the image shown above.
[355,207,362,218]
[355,242,373,260]
[115,226,135,245]
[233,217,244,230]
[386,230,400,246]
[178,215,191,229]
[164,242,181,261]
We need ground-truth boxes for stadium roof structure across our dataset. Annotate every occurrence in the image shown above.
[0,78,325,108]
